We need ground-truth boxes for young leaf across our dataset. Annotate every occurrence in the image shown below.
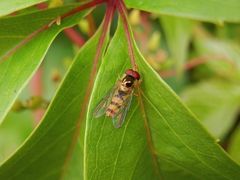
[85,20,240,179]
[0,6,90,124]
[125,0,240,23]
[0,24,108,179]
[0,0,47,17]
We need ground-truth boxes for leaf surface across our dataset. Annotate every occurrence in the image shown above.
[125,0,240,23]
[229,128,240,164]
[0,24,108,179]
[181,79,240,138]
[0,0,47,17]
[160,16,193,75]
[0,4,89,124]
[84,20,240,180]
[0,4,81,57]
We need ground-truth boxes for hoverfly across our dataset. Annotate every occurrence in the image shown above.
[94,69,140,128]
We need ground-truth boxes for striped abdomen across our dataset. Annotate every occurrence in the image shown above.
[106,89,130,117]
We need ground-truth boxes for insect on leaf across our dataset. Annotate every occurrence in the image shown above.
[84,19,240,179]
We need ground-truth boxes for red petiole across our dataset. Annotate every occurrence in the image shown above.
[117,0,138,70]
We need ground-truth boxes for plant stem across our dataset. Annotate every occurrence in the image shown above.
[117,0,138,71]
[61,0,105,19]
[30,66,44,125]
[63,28,85,47]
[36,2,48,9]
[86,14,97,36]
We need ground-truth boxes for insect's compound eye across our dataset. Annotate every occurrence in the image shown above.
[125,82,133,87]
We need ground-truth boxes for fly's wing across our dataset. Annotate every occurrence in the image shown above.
[112,91,133,128]
[93,86,117,118]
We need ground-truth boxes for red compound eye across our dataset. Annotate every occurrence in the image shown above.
[125,69,140,80]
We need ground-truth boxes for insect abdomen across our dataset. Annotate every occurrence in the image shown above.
[106,92,128,117]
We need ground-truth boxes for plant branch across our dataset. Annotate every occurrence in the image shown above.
[0,0,105,63]
[86,14,97,36]
[63,28,85,47]
[30,66,45,125]
[36,2,48,9]
[117,0,138,71]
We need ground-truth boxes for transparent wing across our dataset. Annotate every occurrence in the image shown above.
[93,86,117,118]
[112,92,133,128]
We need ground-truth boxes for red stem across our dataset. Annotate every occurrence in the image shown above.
[117,0,138,70]
[0,0,105,63]
[36,2,48,9]
[30,67,45,124]
[61,0,105,19]
[63,28,85,47]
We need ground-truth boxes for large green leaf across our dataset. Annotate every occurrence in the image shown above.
[0,23,108,179]
[181,79,240,138]
[84,21,240,179]
[0,4,89,124]
[125,0,240,23]
[0,0,47,17]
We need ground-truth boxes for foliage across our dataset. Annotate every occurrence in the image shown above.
[0,0,240,179]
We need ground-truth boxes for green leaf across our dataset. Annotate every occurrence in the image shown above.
[0,5,89,124]
[0,4,81,58]
[85,20,240,179]
[0,0,47,17]
[0,111,33,163]
[160,16,193,75]
[125,0,240,23]
[181,79,240,138]
[229,128,240,164]
[194,32,240,69]
[0,23,108,179]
